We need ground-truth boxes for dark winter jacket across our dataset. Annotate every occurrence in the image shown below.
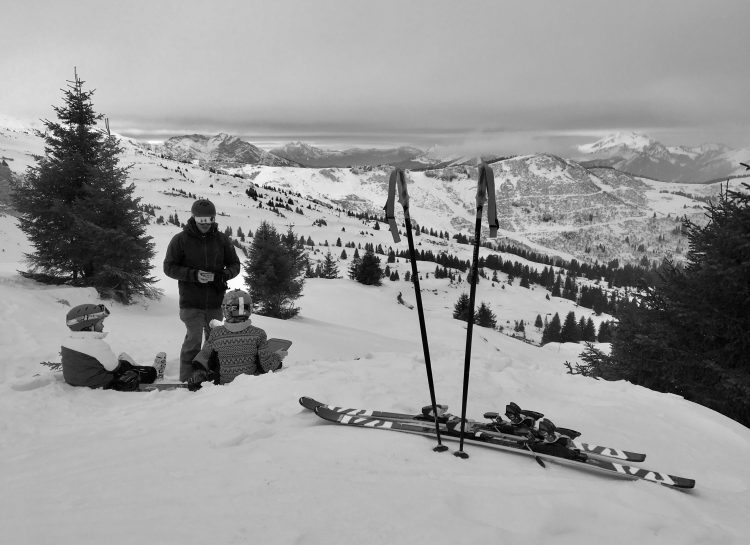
[163,218,241,309]
[61,331,119,388]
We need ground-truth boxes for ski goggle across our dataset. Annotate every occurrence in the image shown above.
[223,299,245,314]
[66,305,110,327]
[194,215,215,225]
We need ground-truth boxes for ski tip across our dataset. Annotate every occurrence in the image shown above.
[313,405,341,422]
[666,477,696,490]
[299,397,324,411]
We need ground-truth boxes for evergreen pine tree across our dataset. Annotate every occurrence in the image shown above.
[534,314,544,330]
[597,321,613,342]
[541,322,551,345]
[350,249,383,286]
[578,316,587,339]
[607,183,750,426]
[452,293,472,322]
[560,311,581,343]
[551,275,562,297]
[11,71,157,303]
[348,254,362,281]
[583,317,597,342]
[243,221,306,318]
[547,313,562,343]
[475,302,497,328]
[340,249,347,259]
[320,250,340,279]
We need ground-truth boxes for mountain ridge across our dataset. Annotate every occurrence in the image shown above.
[270,141,429,168]
[157,133,299,168]
[578,131,749,183]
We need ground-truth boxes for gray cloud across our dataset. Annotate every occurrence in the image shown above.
[2,0,749,154]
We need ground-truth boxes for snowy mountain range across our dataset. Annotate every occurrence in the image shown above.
[1,118,748,268]
[270,141,429,168]
[578,131,750,183]
[156,133,299,168]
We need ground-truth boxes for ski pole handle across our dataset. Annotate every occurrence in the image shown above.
[384,168,410,243]
[477,163,499,238]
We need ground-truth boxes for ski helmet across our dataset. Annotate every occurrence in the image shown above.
[191,199,216,218]
[66,304,110,331]
[222,289,252,321]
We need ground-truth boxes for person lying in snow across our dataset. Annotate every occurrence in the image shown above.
[186,289,287,390]
[61,304,158,391]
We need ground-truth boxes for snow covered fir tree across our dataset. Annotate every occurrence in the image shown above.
[10,72,157,303]
[243,221,306,318]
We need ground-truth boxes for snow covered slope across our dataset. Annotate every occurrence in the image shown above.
[1,122,750,543]
[2,205,750,543]
[4,123,746,269]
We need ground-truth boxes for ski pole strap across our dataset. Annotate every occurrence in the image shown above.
[477,163,499,238]
[384,168,410,243]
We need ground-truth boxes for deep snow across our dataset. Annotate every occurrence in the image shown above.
[1,208,750,545]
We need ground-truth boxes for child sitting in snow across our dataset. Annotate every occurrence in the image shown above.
[61,304,158,391]
[186,289,287,390]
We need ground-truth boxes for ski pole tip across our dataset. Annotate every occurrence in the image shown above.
[433,445,449,453]
[454,450,470,459]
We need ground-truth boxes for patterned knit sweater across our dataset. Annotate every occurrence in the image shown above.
[193,320,282,384]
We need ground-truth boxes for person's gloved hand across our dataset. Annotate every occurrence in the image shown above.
[187,368,207,391]
[112,369,140,391]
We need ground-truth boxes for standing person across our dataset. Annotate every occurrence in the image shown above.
[164,199,241,381]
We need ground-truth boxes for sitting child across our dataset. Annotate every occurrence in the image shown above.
[61,304,158,391]
[187,289,287,390]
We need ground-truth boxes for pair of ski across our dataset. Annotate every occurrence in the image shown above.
[299,397,695,490]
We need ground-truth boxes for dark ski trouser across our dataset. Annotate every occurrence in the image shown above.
[179,307,223,381]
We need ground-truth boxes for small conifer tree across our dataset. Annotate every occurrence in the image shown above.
[320,250,340,279]
[475,302,497,328]
[244,221,306,318]
[452,293,471,322]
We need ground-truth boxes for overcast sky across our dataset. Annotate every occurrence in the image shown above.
[2,0,749,155]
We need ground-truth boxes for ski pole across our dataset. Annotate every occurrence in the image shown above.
[385,168,448,452]
[455,162,498,459]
